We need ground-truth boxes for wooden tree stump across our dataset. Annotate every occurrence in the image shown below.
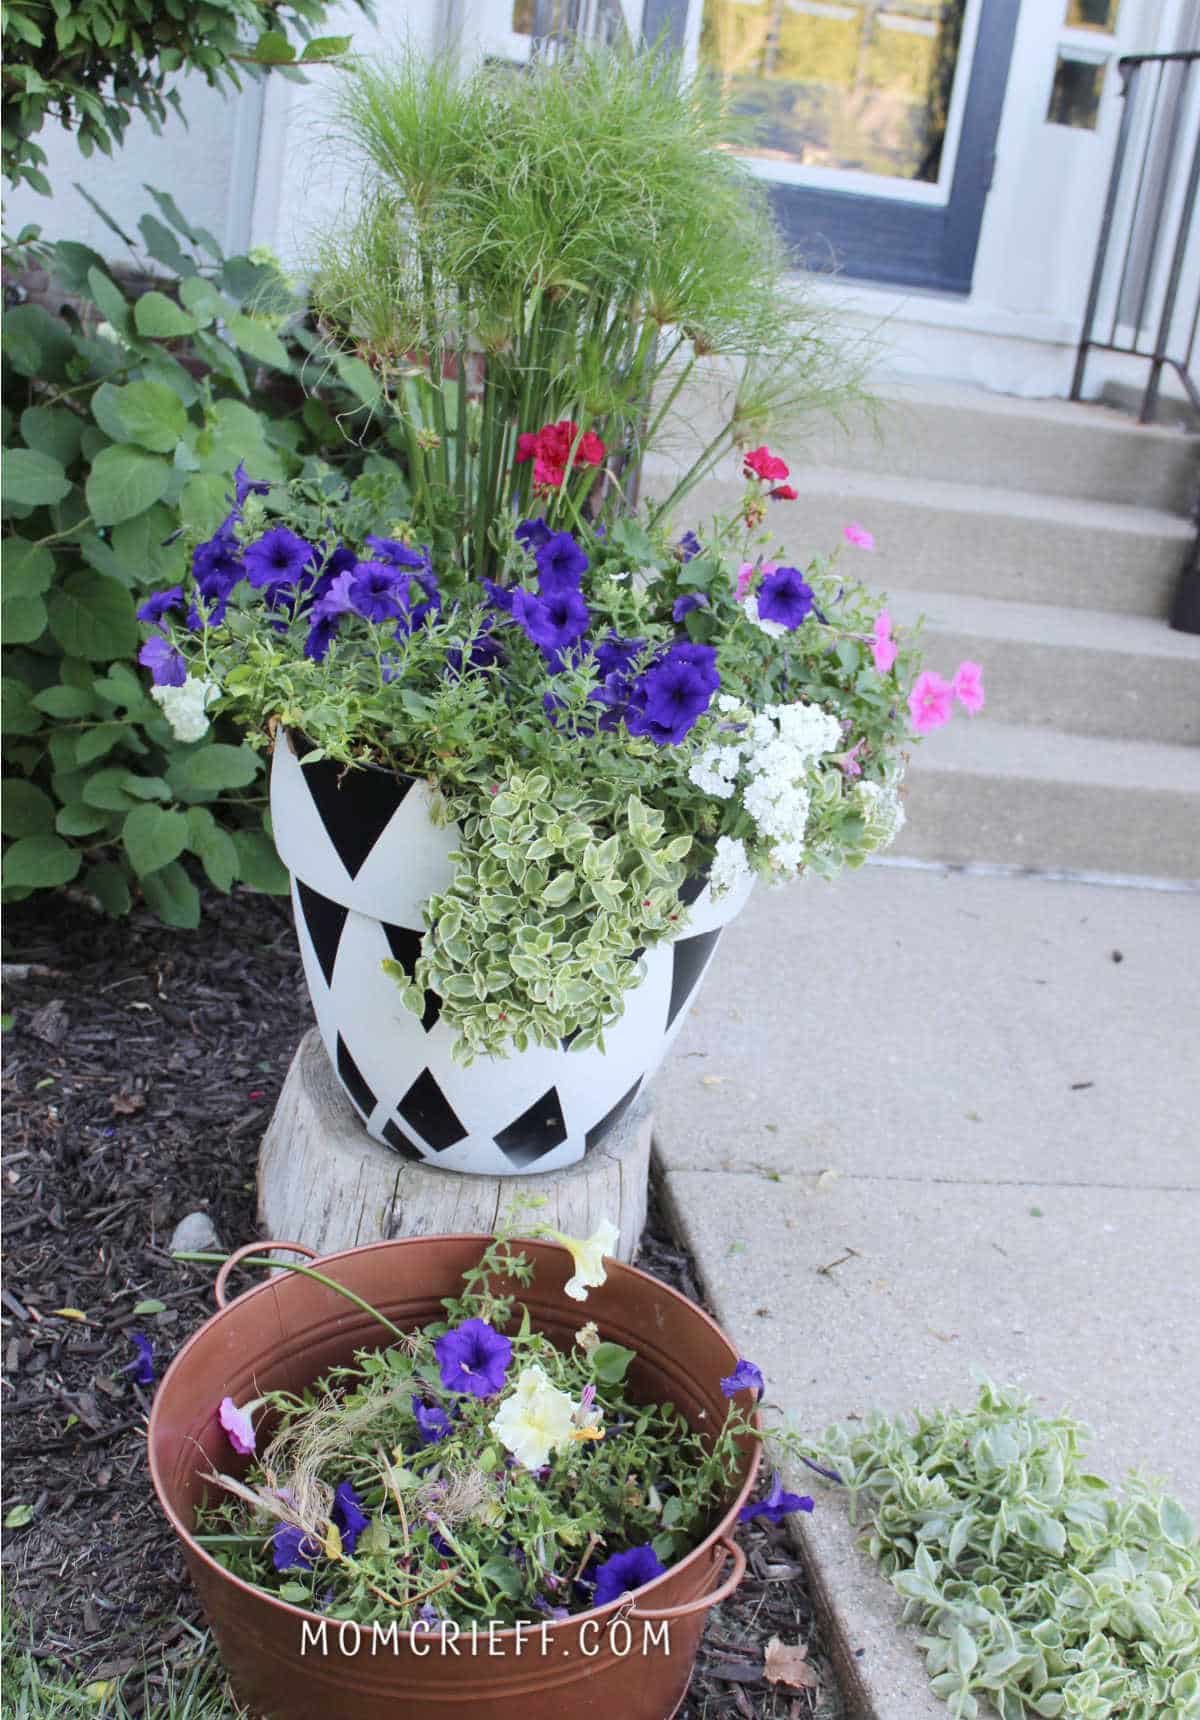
[257,1028,652,1261]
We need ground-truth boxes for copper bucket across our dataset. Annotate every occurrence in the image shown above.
[148,1235,761,1718]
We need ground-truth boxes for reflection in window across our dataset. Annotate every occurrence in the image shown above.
[1063,0,1121,31]
[699,0,968,183]
[511,0,535,29]
[1046,53,1106,129]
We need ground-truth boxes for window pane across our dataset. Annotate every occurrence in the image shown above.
[1046,53,1106,128]
[699,0,969,184]
[1063,0,1121,32]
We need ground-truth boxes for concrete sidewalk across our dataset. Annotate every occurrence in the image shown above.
[655,861,1200,1717]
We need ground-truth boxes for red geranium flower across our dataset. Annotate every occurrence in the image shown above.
[768,484,798,501]
[515,420,606,489]
[743,445,789,483]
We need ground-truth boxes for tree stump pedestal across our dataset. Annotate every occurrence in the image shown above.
[257,1027,653,1261]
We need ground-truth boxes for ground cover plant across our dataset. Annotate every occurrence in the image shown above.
[815,1382,1200,1720]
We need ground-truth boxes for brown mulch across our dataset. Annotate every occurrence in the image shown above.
[1,887,840,1716]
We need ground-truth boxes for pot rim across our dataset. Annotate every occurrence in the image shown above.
[148,1233,763,1640]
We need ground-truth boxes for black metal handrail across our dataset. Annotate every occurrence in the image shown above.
[1071,50,1200,424]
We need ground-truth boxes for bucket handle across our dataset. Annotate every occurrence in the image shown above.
[214,1241,318,1310]
[627,1534,746,1622]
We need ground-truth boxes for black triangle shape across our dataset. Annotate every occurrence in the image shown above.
[336,1033,377,1122]
[495,1086,568,1168]
[677,865,711,907]
[398,1068,467,1152]
[585,1078,642,1152]
[295,879,348,989]
[382,1118,424,1162]
[300,753,414,879]
[382,923,441,1032]
[666,928,722,1030]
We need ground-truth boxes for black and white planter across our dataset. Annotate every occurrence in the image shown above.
[270,731,751,1176]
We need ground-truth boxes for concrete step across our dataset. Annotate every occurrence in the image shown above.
[645,463,1194,619]
[888,590,1200,746]
[793,379,1200,515]
[894,719,1200,879]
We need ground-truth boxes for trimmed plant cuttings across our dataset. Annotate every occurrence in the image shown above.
[812,1381,1200,1720]
[189,1208,807,1631]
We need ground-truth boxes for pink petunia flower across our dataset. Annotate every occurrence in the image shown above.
[871,610,897,674]
[843,522,875,551]
[219,1395,256,1456]
[735,560,772,601]
[953,659,986,714]
[908,670,954,735]
[840,741,864,777]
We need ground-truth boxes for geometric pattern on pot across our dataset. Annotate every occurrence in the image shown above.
[277,731,753,1176]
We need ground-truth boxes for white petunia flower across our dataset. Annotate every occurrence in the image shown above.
[489,1365,578,1469]
[742,595,787,638]
[554,1219,620,1302]
[716,693,742,714]
[151,675,218,743]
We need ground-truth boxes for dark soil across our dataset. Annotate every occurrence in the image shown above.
[1,887,839,1717]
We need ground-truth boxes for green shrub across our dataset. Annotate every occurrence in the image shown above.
[1,199,387,925]
[1,0,365,194]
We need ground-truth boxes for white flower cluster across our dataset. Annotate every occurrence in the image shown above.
[709,834,752,898]
[151,675,218,743]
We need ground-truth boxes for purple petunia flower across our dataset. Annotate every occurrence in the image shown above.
[243,527,314,591]
[123,1331,155,1386]
[591,1545,667,1609]
[534,531,588,592]
[593,634,643,679]
[720,1358,765,1401]
[273,1524,317,1573]
[346,561,405,623]
[139,635,187,688]
[757,566,816,632]
[137,587,183,626]
[331,1481,369,1555]
[482,578,517,616]
[304,613,341,663]
[533,1597,570,1621]
[511,586,590,655]
[738,1471,814,1524]
[412,1395,453,1446]
[799,1454,845,1485]
[364,535,429,571]
[515,516,553,553]
[434,1318,512,1398]
[625,640,718,746]
[232,464,270,509]
[393,569,441,635]
[672,592,709,622]
[675,530,702,563]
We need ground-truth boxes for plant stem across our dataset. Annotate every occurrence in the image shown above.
[172,1250,410,1342]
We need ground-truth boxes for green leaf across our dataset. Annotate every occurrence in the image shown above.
[480,1556,522,1600]
[75,722,132,765]
[1158,1495,1195,1547]
[167,744,260,797]
[47,570,137,660]
[1,448,71,507]
[231,828,289,893]
[2,834,81,888]
[56,802,111,837]
[2,304,77,381]
[82,766,140,811]
[278,1582,310,1604]
[122,804,189,877]
[2,541,54,602]
[93,380,187,453]
[120,774,172,801]
[133,292,198,339]
[252,29,296,61]
[85,446,171,526]
[20,406,85,467]
[133,1298,166,1316]
[186,810,239,893]
[300,34,352,59]
[85,266,133,335]
[1,677,42,736]
[179,472,233,537]
[3,1504,34,1530]
[137,213,195,277]
[1,585,47,644]
[86,861,131,916]
[32,684,95,719]
[227,314,291,371]
[590,1342,637,1386]
[1,779,55,837]
[139,860,200,928]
